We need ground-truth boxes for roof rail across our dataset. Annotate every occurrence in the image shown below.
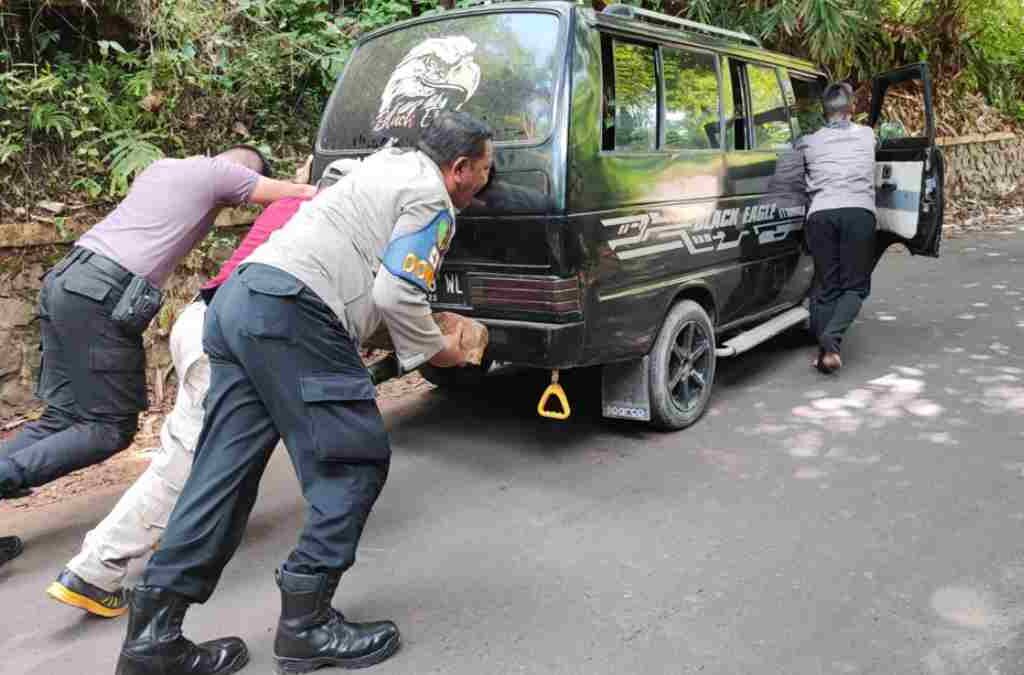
[602,4,761,47]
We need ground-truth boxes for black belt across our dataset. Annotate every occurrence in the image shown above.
[57,247,134,285]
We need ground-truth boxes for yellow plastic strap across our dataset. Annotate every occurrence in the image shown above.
[537,370,571,420]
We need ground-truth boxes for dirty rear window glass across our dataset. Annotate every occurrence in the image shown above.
[319,13,561,150]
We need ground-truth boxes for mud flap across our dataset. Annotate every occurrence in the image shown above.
[601,356,651,422]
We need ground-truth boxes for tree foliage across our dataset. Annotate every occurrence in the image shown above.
[626,0,1024,117]
[1,0,1022,214]
[0,0,427,209]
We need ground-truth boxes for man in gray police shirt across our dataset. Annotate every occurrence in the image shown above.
[797,82,877,374]
[116,112,494,675]
[0,145,314,566]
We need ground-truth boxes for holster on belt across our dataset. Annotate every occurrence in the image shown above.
[110,275,164,334]
[52,246,164,334]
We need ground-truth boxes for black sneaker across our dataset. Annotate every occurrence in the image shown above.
[0,536,22,567]
[47,567,129,618]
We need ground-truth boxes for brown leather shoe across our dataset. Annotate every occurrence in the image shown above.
[818,352,842,374]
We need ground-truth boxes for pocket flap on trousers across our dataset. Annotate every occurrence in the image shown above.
[240,267,304,296]
[300,373,375,403]
[90,347,145,372]
[63,275,111,302]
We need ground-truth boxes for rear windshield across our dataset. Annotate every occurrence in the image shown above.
[319,12,562,151]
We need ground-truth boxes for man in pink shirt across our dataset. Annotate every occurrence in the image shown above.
[47,196,311,617]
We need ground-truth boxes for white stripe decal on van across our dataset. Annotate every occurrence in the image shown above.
[603,205,805,260]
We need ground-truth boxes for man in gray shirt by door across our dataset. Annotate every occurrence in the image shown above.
[0,145,314,561]
[797,82,877,374]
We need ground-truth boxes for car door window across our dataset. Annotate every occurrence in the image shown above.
[746,63,792,150]
[662,47,721,150]
[605,40,658,152]
[789,76,826,140]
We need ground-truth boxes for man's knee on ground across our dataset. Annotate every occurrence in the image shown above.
[94,416,140,453]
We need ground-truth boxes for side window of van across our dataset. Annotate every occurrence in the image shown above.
[789,76,826,139]
[603,39,658,152]
[662,48,721,151]
[722,58,793,152]
[746,63,793,150]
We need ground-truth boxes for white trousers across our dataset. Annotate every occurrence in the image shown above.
[67,301,209,592]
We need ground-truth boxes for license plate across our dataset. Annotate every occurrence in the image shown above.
[429,271,470,306]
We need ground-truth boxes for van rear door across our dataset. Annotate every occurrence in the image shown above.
[868,63,945,257]
[312,9,574,323]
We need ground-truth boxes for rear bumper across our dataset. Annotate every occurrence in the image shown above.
[478,318,585,368]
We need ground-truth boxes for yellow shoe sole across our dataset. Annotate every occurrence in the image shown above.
[46,581,127,618]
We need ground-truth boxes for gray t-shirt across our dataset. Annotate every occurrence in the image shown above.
[796,121,876,216]
[245,148,454,370]
[77,156,259,286]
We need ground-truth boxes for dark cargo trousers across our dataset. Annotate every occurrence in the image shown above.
[143,263,389,602]
[0,248,144,496]
[805,208,877,355]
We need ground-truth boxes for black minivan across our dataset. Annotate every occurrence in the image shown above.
[313,0,944,429]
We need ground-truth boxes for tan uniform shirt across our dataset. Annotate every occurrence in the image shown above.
[245,149,454,370]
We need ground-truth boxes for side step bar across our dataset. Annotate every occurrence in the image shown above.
[715,306,809,358]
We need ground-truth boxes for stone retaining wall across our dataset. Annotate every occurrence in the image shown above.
[0,213,252,421]
[938,133,1024,204]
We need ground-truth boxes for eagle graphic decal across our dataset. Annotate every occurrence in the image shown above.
[373,36,482,134]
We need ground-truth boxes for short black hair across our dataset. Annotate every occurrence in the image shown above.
[822,82,854,117]
[223,144,272,177]
[417,112,494,168]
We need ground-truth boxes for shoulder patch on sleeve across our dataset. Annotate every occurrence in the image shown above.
[382,209,454,293]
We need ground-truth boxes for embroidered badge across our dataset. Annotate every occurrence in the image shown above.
[382,209,455,293]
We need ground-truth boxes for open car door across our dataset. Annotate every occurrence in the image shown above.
[868,63,945,258]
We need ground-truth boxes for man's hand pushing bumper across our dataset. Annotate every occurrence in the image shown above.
[428,312,489,368]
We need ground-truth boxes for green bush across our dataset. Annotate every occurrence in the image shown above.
[0,0,428,211]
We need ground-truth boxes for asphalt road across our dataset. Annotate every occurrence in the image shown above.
[1,231,1022,675]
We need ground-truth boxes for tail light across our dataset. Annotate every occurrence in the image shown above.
[468,274,582,322]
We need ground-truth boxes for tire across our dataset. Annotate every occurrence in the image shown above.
[648,300,717,431]
[419,359,493,390]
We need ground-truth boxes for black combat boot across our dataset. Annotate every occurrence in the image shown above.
[116,586,249,675]
[273,568,400,673]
